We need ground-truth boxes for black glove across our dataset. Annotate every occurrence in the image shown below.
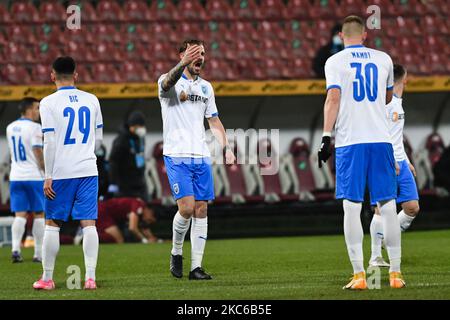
[318,136,331,168]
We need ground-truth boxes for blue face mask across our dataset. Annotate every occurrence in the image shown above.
[332,35,342,46]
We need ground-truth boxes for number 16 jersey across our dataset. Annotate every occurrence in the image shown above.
[39,86,103,180]
[325,45,394,148]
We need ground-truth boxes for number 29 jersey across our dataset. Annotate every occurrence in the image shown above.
[325,45,394,148]
[39,87,103,180]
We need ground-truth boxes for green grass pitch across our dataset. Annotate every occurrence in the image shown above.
[1,230,450,300]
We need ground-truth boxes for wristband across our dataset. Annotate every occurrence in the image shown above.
[323,132,332,137]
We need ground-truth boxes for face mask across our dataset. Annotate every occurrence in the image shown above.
[332,35,342,46]
[135,127,147,138]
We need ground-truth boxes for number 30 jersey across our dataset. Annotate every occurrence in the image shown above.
[39,86,103,180]
[6,118,44,181]
[325,45,394,148]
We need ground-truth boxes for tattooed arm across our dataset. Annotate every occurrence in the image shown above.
[161,44,202,92]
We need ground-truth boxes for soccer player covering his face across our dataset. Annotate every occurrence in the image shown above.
[33,57,103,290]
[158,39,236,280]
[318,16,405,289]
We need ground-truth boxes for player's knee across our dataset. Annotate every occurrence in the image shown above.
[194,202,208,218]
[179,205,195,218]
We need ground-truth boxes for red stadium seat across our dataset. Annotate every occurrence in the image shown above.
[232,0,262,20]
[123,0,151,22]
[205,22,235,43]
[30,63,52,84]
[421,16,449,35]
[149,141,175,205]
[34,43,64,64]
[423,35,449,55]
[261,38,290,60]
[393,0,426,16]
[263,58,285,79]
[235,39,262,61]
[10,1,40,23]
[7,25,37,45]
[428,53,448,75]
[284,0,312,20]
[309,0,339,20]
[422,0,448,16]
[369,0,397,17]
[151,61,174,81]
[204,59,238,81]
[63,26,95,45]
[259,0,287,20]
[153,23,179,44]
[93,23,122,44]
[75,64,95,83]
[256,138,298,202]
[91,63,123,83]
[288,138,318,194]
[97,0,125,22]
[290,38,316,59]
[35,24,65,46]
[149,0,180,21]
[153,42,178,61]
[121,24,152,44]
[176,23,203,40]
[120,61,152,82]
[209,40,237,61]
[95,42,124,62]
[68,0,98,22]
[237,59,267,80]
[4,43,35,64]
[425,133,445,168]
[124,41,154,62]
[178,1,208,21]
[257,21,288,42]
[39,1,66,23]
[385,17,421,38]
[0,4,12,24]
[288,58,314,78]
[4,64,31,85]
[233,22,259,42]
[205,0,234,21]
[336,0,365,18]
[65,41,96,63]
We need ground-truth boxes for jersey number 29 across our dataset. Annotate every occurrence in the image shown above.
[64,107,90,145]
[350,62,378,102]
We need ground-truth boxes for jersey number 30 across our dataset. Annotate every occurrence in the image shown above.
[64,107,90,145]
[350,62,378,102]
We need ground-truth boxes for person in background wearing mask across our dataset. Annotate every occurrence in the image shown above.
[312,24,343,78]
[108,111,149,202]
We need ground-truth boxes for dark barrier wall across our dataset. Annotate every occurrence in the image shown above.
[1,92,449,135]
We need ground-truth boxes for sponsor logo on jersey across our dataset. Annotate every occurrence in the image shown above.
[173,183,179,195]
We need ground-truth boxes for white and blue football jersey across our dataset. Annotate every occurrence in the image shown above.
[325,44,394,148]
[39,86,103,180]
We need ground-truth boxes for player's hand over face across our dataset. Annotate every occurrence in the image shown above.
[395,162,400,176]
[225,149,236,165]
[44,179,56,200]
[409,163,416,177]
[317,136,332,168]
[180,45,202,67]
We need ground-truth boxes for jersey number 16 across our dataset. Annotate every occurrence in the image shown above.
[350,62,378,102]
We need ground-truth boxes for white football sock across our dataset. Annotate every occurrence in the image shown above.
[32,218,45,259]
[398,210,415,232]
[11,216,27,253]
[343,200,364,274]
[378,200,401,273]
[370,214,383,261]
[82,226,99,281]
[42,225,60,281]
[171,211,191,256]
[190,217,208,271]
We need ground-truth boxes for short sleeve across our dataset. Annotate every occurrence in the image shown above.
[204,84,218,118]
[131,199,145,215]
[158,74,176,98]
[325,59,341,91]
[94,97,103,129]
[386,56,394,90]
[39,99,56,134]
[31,124,43,148]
